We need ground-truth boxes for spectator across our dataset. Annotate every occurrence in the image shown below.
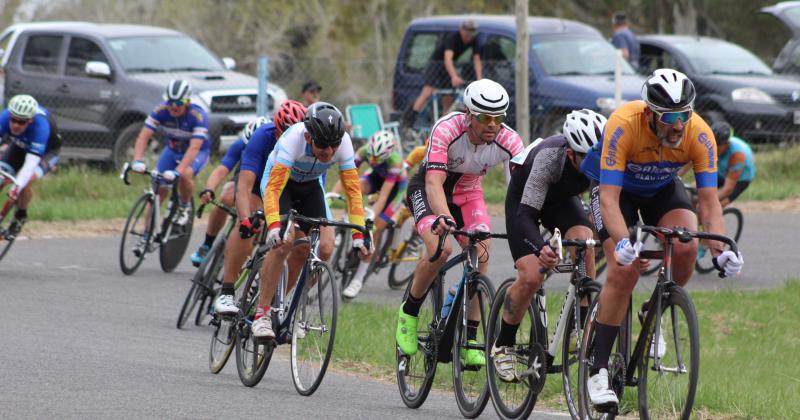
[611,12,640,69]
[301,79,322,107]
[401,19,483,129]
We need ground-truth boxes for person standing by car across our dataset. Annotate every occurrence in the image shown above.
[300,80,322,107]
[401,19,483,129]
[611,12,640,69]
[0,94,61,239]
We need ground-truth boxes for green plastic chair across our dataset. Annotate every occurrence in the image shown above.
[346,103,384,141]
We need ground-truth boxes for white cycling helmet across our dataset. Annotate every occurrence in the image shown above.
[165,79,191,101]
[463,79,509,116]
[242,116,270,144]
[641,68,696,111]
[368,130,396,161]
[563,109,607,154]
[8,94,38,119]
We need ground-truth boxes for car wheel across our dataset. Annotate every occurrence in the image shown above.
[112,122,161,170]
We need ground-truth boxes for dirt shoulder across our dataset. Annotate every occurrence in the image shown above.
[19,198,800,240]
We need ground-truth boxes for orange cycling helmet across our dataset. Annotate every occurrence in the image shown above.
[274,100,307,138]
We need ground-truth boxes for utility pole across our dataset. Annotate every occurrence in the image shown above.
[515,0,530,142]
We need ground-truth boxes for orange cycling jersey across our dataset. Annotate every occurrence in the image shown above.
[582,101,717,196]
[405,143,427,168]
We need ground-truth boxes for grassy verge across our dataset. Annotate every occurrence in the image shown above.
[333,280,800,418]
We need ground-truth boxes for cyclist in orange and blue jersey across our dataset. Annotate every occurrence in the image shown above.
[579,69,744,412]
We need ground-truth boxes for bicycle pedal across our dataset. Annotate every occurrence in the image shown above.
[594,403,619,414]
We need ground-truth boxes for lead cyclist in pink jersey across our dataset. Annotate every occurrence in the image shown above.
[396,79,524,366]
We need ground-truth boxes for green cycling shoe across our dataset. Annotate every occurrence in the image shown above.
[460,340,486,367]
[396,305,419,356]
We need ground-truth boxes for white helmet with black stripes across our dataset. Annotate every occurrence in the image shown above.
[463,78,509,116]
[563,109,607,154]
[165,79,191,101]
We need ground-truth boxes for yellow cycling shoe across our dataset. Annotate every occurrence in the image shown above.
[460,340,486,367]
[396,304,419,356]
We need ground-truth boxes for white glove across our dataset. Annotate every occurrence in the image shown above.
[131,161,146,173]
[714,250,743,277]
[162,170,180,182]
[614,238,640,266]
[266,227,282,246]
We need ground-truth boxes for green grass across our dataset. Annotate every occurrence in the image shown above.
[334,280,800,419]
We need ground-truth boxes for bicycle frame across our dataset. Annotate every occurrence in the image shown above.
[120,162,181,248]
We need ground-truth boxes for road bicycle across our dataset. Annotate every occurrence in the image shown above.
[485,229,603,420]
[395,226,503,418]
[231,209,372,395]
[578,224,738,419]
[0,162,20,263]
[118,162,194,275]
[176,199,237,329]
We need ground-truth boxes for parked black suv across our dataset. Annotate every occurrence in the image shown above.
[0,22,287,167]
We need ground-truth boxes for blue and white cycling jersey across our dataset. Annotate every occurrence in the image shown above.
[144,102,209,153]
[0,108,53,156]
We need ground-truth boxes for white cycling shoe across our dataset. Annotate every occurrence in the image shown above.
[252,316,275,339]
[214,294,238,316]
[588,368,619,408]
[650,329,667,358]
[342,278,363,298]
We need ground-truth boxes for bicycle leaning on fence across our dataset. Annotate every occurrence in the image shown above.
[118,162,194,275]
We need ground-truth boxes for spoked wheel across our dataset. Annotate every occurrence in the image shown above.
[486,278,544,420]
[0,199,19,263]
[396,277,438,408]
[177,238,224,329]
[388,232,423,290]
[695,207,743,274]
[367,228,392,277]
[638,287,699,420]
[291,261,338,396]
[160,200,194,273]
[562,282,602,420]
[119,194,153,275]
[208,313,236,374]
[330,227,350,284]
[235,260,273,387]
[452,273,495,418]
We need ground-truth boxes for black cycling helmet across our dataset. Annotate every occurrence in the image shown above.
[711,121,732,145]
[641,68,696,111]
[304,102,345,148]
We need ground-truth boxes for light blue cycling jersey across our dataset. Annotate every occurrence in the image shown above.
[718,136,755,182]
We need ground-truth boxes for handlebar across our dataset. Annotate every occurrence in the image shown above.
[197,198,237,219]
[428,228,508,263]
[0,167,18,186]
[274,209,373,251]
[630,224,738,277]
[120,162,175,186]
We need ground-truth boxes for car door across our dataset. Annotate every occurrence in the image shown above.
[5,33,66,114]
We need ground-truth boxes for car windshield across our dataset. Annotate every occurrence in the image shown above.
[107,35,224,73]
[531,36,636,76]
[672,40,773,75]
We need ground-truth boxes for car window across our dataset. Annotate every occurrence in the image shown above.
[639,44,680,75]
[483,35,515,82]
[403,32,439,73]
[531,36,635,76]
[21,35,63,74]
[672,40,772,75]
[107,35,224,73]
[66,37,108,77]
[0,31,13,63]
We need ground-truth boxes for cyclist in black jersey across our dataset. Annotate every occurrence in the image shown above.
[491,109,607,382]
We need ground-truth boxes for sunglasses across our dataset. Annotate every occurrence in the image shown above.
[472,112,506,125]
[654,109,692,125]
[10,117,31,125]
[167,98,189,107]
[313,138,340,150]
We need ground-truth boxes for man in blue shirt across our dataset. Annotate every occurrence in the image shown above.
[611,12,640,69]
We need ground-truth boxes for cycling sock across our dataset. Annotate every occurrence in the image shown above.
[220,285,235,296]
[204,234,216,248]
[180,201,191,209]
[589,321,619,376]
[466,320,480,341]
[495,318,520,347]
[353,260,369,281]
[255,305,270,320]
[402,291,425,317]
[14,208,27,221]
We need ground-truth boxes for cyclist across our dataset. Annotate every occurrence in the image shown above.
[189,116,269,266]
[404,141,428,171]
[710,121,756,207]
[396,78,524,367]
[250,102,369,339]
[130,80,209,239]
[491,109,607,382]
[0,94,61,239]
[212,100,307,315]
[580,69,744,411]
[332,129,408,299]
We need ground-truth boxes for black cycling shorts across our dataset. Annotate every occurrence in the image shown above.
[506,195,592,262]
[407,172,467,230]
[423,61,450,89]
[589,177,694,242]
[278,179,330,233]
[719,175,750,203]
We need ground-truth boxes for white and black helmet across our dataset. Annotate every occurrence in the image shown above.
[368,130,396,161]
[641,68,696,111]
[242,116,270,144]
[165,79,191,101]
[7,94,38,119]
[563,109,607,154]
[463,79,509,116]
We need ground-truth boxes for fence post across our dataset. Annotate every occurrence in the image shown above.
[614,49,623,109]
[257,55,269,117]
[515,0,530,143]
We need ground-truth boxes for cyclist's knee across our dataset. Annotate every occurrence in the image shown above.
[318,241,333,261]
[605,263,639,291]
[515,259,544,295]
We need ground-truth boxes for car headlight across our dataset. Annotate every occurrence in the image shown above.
[731,87,775,104]
[596,97,626,114]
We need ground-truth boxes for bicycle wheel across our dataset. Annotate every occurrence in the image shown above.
[291,260,338,396]
[208,312,236,374]
[486,278,544,420]
[330,226,349,276]
[195,241,226,326]
[388,232,423,290]
[562,280,602,420]
[641,232,663,276]
[368,227,393,277]
[638,286,699,420]
[119,194,153,275]
[177,238,224,329]
[396,277,439,408]
[160,200,194,273]
[695,207,743,274]
[235,259,273,387]
[453,273,494,418]
[0,199,18,263]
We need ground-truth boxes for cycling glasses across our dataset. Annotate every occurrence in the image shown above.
[167,98,189,107]
[9,116,31,125]
[312,138,341,150]
[472,112,506,125]
[654,109,692,125]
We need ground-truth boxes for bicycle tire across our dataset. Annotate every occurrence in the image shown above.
[578,297,623,420]
[176,237,224,329]
[486,278,542,420]
[695,207,743,274]
[637,286,699,420]
[368,227,393,277]
[396,276,439,409]
[235,257,273,387]
[194,241,226,326]
[562,280,602,420]
[291,260,338,396]
[388,232,422,290]
[119,194,153,275]
[159,200,194,273]
[208,312,236,374]
[453,273,494,418]
[0,200,18,263]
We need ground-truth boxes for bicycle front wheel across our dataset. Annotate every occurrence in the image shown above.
[695,207,743,274]
[159,200,194,273]
[562,280,602,420]
[119,194,153,275]
[0,200,18,263]
[235,259,273,387]
[291,261,338,396]
[638,286,699,420]
[396,276,439,408]
[453,273,494,418]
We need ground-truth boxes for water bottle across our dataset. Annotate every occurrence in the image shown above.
[441,285,458,318]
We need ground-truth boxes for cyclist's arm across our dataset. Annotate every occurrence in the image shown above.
[204,165,230,193]
[14,153,42,191]
[517,147,563,251]
[176,138,203,174]
[718,152,746,201]
[132,126,155,162]
[262,163,292,230]
[405,144,427,168]
[696,186,726,256]
[339,167,365,238]
[599,184,629,243]
[691,126,725,255]
[235,170,257,221]
[677,162,692,177]
[371,178,395,217]
[443,50,459,81]
[425,171,452,220]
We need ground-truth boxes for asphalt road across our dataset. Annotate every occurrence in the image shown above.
[0,211,795,419]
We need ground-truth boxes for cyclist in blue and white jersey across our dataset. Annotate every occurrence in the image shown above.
[0,94,61,239]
